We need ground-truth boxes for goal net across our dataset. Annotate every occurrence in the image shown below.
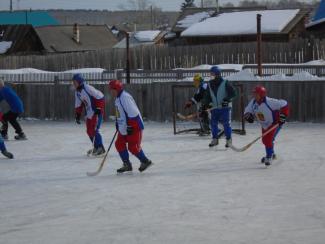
[172,83,246,137]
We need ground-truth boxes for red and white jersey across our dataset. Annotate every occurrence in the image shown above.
[115,90,144,136]
[75,84,104,119]
[245,97,289,129]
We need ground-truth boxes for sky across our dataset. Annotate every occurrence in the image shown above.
[0,0,243,11]
[0,0,316,11]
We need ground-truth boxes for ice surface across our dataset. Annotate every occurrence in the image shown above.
[1,121,325,244]
[182,9,300,37]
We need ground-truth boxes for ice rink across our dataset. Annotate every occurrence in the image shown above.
[1,121,325,244]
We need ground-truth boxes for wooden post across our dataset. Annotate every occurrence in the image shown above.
[257,14,262,76]
[126,32,131,84]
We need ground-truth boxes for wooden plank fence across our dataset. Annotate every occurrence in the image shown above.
[2,65,325,85]
[1,38,325,71]
[7,81,325,123]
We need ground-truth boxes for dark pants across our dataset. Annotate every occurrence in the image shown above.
[1,111,23,135]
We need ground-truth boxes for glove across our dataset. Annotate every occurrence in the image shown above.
[279,113,286,125]
[244,113,254,123]
[127,126,133,135]
[184,101,192,109]
[0,112,3,122]
[75,113,81,124]
[94,108,101,115]
[221,99,229,108]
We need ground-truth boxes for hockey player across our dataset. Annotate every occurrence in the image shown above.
[184,73,210,135]
[108,79,152,173]
[0,79,26,140]
[207,66,237,147]
[73,74,106,156]
[186,68,236,146]
[244,86,289,166]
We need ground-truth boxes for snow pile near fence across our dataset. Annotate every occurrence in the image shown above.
[226,70,258,81]
[191,64,243,71]
[0,68,106,75]
[226,70,322,81]
[0,41,12,54]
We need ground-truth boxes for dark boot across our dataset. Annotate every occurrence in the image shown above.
[117,161,133,173]
[139,159,153,172]
[2,150,13,159]
[14,132,27,140]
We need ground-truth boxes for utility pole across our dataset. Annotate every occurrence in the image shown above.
[10,0,13,12]
[150,5,153,30]
[257,14,262,76]
[216,0,219,13]
[126,31,130,84]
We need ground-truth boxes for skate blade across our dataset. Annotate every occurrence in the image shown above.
[117,171,133,175]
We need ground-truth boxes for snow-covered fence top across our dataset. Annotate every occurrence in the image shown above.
[1,63,325,84]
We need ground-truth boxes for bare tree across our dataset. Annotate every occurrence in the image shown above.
[118,0,153,11]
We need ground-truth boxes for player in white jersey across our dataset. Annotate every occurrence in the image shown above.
[244,86,289,166]
[108,80,152,173]
[73,74,105,156]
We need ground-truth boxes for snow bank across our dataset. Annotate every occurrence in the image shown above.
[182,9,300,37]
[226,70,322,81]
[176,11,212,29]
[226,70,258,81]
[0,41,12,54]
[0,68,105,75]
[134,31,161,42]
[191,64,243,71]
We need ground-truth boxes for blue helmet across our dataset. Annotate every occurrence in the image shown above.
[72,73,85,86]
[210,66,221,75]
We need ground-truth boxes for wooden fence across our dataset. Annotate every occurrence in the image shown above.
[1,38,325,71]
[2,65,325,85]
[9,81,325,123]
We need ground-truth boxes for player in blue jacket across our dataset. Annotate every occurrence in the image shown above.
[0,79,26,140]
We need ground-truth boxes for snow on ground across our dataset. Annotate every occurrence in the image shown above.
[181,9,300,37]
[1,121,325,244]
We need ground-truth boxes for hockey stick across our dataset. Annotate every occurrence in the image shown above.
[86,130,118,177]
[229,124,279,153]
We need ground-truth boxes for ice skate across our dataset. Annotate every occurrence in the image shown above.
[209,138,219,147]
[1,150,13,159]
[14,132,27,140]
[117,161,133,174]
[139,159,153,172]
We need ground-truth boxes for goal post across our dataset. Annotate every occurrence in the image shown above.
[172,83,246,136]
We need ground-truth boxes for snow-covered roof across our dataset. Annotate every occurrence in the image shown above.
[176,11,213,29]
[306,0,325,28]
[181,9,300,37]
[134,30,161,42]
[0,41,12,54]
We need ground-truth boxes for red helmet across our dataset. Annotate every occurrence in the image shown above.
[253,86,267,98]
[108,79,123,92]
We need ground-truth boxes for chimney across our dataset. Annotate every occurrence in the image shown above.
[73,23,80,44]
